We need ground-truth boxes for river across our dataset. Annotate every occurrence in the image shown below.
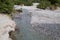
[13,9,60,40]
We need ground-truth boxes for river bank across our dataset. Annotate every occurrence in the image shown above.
[0,14,16,40]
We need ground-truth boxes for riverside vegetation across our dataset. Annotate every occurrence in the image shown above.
[0,0,60,15]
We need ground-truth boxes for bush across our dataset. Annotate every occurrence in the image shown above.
[55,3,60,7]
[56,0,60,4]
[14,0,33,6]
[14,0,23,5]
[48,0,60,7]
[0,0,14,14]
[24,2,33,6]
[37,1,51,9]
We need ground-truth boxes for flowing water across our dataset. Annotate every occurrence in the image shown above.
[13,9,60,40]
[13,9,41,40]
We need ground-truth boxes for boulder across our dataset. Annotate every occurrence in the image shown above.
[0,14,16,40]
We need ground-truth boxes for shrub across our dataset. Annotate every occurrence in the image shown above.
[49,0,60,10]
[14,0,33,6]
[55,3,60,7]
[0,0,14,14]
[37,1,51,9]
[56,0,60,4]
[24,2,33,6]
[14,0,23,5]
[56,3,60,7]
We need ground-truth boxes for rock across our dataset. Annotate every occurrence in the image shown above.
[0,14,16,40]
